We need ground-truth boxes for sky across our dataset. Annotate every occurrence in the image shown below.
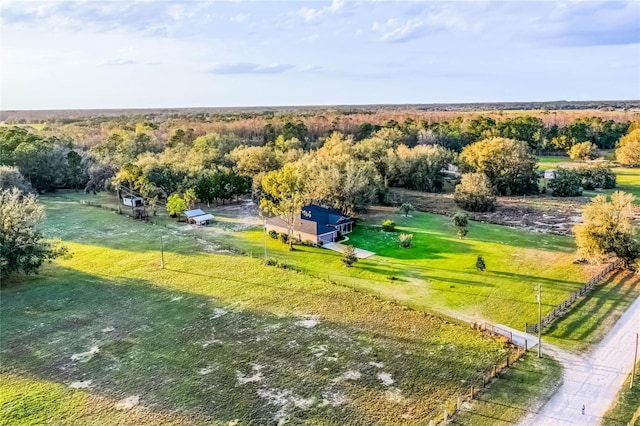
[1,0,639,110]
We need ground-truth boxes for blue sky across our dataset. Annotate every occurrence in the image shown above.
[1,0,639,110]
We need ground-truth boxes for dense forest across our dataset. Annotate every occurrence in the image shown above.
[1,106,639,218]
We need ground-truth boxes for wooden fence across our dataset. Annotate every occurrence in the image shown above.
[427,323,528,425]
[525,259,621,334]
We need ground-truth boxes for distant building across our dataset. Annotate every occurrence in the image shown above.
[184,209,214,226]
[122,195,144,207]
[544,170,557,179]
[266,205,354,244]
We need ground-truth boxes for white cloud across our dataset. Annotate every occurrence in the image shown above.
[206,63,296,75]
[378,18,424,43]
[230,14,247,23]
[298,0,345,22]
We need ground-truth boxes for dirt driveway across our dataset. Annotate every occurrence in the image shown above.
[519,294,640,425]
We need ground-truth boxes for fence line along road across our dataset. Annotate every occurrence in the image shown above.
[525,259,621,334]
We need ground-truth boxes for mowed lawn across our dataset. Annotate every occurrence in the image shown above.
[228,208,598,329]
[1,197,512,425]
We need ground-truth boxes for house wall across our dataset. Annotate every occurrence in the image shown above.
[266,223,336,243]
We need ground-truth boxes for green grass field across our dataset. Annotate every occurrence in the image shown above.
[601,362,640,426]
[452,354,563,425]
[544,269,640,351]
[224,210,597,330]
[1,197,515,425]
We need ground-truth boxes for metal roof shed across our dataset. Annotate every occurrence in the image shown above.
[185,209,206,218]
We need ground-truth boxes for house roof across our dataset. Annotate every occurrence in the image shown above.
[193,213,214,222]
[267,216,336,236]
[185,209,206,218]
[301,205,353,226]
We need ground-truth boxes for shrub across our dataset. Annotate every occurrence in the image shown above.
[453,211,469,239]
[454,173,496,212]
[268,230,278,239]
[452,211,468,228]
[398,233,413,248]
[342,245,357,267]
[616,129,640,166]
[457,228,469,239]
[382,219,396,232]
[278,232,289,244]
[476,255,486,272]
[576,165,616,190]
[568,142,599,161]
[398,202,415,217]
[548,168,583,196]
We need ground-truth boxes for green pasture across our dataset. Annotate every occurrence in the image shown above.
[224,210,595,330]
[1,197,514,425]
[452,354,562,425]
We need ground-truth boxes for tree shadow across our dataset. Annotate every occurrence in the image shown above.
[544,269,637,343]
[1,265,510,425]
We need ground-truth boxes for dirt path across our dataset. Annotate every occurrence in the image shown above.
[519,293,640,426]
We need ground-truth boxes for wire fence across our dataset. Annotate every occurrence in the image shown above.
[525,259,621,334]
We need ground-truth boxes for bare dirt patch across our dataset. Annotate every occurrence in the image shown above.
[385,189,589,235]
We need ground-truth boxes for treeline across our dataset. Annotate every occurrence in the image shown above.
[1,115,639,218]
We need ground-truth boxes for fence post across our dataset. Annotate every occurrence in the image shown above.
[444,409,448,424]
[457,396,462,410]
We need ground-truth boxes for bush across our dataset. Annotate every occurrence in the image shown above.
[453,211,469,239]
[457,228,469,239]
[398,202,415,217]
[382,219,396,232]
[398,233,413,248]
[476,255,486,272]
[548,168,583,196]
[342,245,357,267]
[452,211,468,228]
[568,141,599,161]
[268,230,278,239]
[576,165,616,190]
[454,173,496,212]
[278,232,289,244]
[616,129,640,166]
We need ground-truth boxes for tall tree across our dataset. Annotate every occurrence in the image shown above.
[460,137,539,196]
[616,129,640,166]
[261,163,306,249]
[0,188,68,278]
[573,191,639,267]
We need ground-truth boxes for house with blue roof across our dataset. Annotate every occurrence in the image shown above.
[265,205,354,244]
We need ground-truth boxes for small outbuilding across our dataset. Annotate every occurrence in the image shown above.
[122,195,144,207]
[184,209,214,225]
[544,169,557,179]
[192,213,214,226]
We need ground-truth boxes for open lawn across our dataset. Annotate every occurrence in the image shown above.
[223,207,599,330]
[1,197,514,425]
[544,269,640,352]
[451,354,563,426]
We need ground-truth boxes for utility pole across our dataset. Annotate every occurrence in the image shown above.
[538,284,542,358]
[160,236,165,269]
[632,332,638,389]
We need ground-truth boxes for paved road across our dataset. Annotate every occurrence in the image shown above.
[520,294,640,426]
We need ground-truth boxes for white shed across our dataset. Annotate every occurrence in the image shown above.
[544,170,557,179]
[122,196,144,207]
[192,213,214,226]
